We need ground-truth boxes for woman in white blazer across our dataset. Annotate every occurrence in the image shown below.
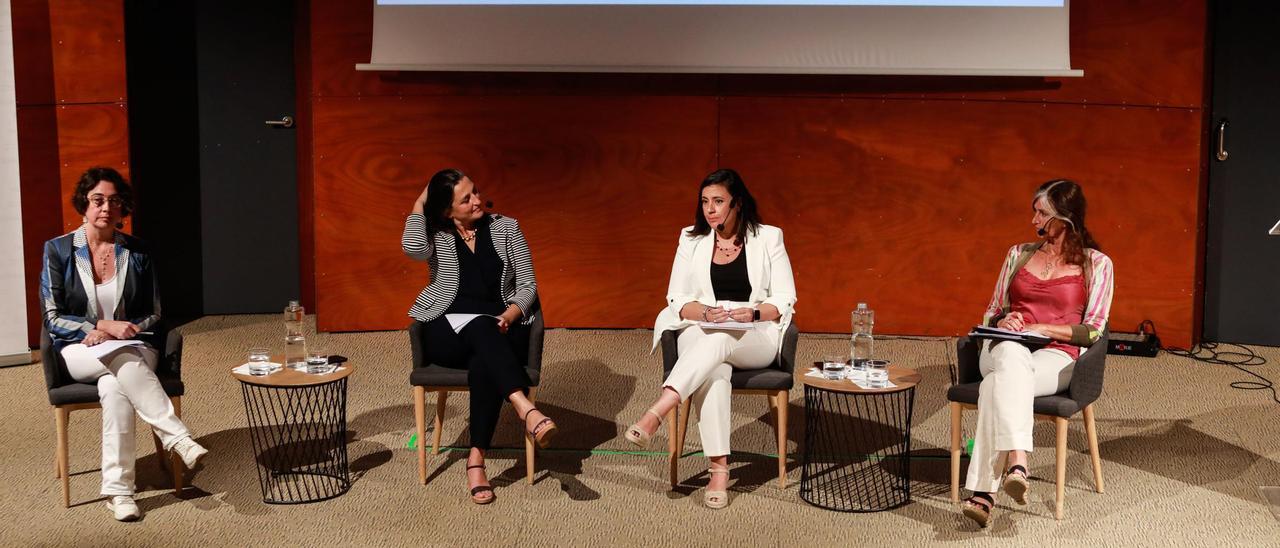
[623,168,797,509]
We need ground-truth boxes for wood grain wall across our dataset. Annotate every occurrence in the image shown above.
[307,0,1207,347]
[13,0,130,347]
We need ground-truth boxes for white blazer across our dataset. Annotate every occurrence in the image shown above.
[651,224,797,352]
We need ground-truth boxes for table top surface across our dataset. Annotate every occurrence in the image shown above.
[800,362,922,394]
[231,360,355,387]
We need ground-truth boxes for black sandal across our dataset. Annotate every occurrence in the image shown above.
[466,464,495,505]
[522,407,558,449]
[1003,464,1029,505]
[961,492,994,528]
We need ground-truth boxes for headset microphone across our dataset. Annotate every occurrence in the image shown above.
[716,223,725,232]
[485,200,494,208]
[1036,227,1047,237]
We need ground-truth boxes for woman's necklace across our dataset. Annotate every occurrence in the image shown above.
[458,226,476,242]
[1039,246,1060,278]
[88,237,113,279]
[715,234,741,257]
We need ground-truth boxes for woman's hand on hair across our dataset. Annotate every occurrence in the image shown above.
[412,185,430,215]
[96,320,139,340]
[83,329,116,347]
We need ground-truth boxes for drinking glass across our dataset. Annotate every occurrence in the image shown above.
[247,347,272,376]
[822,354,847,380]
[305,335,332,374]
[865,359,890,388]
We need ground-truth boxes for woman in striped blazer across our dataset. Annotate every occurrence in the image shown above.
[401,168,554,505]
[960,179,1114,527]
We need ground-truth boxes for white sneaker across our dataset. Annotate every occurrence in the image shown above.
[108,495,142,522]
[171,436,208,469]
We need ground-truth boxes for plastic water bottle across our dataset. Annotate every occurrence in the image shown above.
[851,303,875,371]
[284,300,306,370]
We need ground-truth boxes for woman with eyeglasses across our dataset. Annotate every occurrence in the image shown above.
[41,167,208,521]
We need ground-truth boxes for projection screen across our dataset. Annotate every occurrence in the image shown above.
[359,0,1080,75]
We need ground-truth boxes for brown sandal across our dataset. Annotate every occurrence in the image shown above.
[466,464,495,505]
[522,407,557,449]
[960,493,994,528]
[1002,464,1029,505]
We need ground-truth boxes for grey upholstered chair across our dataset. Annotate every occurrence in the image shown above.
[41,326,186,507]
[409,313,545,485]
[947,329,1108,519]
[660,322,799,489]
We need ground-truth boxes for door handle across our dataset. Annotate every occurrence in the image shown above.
[265,115,295,129]
[1215,119,1228,161]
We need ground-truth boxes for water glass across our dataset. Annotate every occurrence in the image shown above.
[822,354,847,380]
[305,336,332,374]
[865,359,890,388]
[247,347,272,376]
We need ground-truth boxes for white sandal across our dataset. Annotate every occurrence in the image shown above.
[624,409,664,449]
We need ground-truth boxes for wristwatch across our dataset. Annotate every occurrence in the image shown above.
[752,308,761,322]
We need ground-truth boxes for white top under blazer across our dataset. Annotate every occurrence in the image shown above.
[651,224,797,353]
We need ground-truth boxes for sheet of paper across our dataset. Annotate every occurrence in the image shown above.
[84,339,146,359]
[445,313,501,333]
[1270,218,1280,235]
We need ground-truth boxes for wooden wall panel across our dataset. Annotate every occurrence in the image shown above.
[305,0,1209,346]
[55,104,130,231]
[719,98,1201,346]
[48,0,127,104]
[312,96,718,332]
[12,0,129,347]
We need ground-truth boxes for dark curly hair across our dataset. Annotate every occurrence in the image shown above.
[71,167,134,218]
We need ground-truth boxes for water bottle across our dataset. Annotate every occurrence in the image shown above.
[284,300,306,370]
[851,303,875,372]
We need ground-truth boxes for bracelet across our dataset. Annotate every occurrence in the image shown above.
[702,305,711,322]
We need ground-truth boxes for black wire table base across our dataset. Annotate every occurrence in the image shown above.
[240,378,351,504]
[800,384,917,512]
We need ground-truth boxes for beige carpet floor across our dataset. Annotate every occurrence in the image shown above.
[2,314,1279,547]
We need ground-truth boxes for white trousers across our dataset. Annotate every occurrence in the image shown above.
[61,344,190,496]
[964,340,1074,493]
[663,324,781,457]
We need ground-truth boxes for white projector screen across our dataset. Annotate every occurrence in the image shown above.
[360,0,1080,76]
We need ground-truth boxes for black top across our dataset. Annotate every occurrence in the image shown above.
[444,219,507,316]
[710,249,751,302]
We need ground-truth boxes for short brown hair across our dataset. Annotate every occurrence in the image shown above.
[71,167,134,217]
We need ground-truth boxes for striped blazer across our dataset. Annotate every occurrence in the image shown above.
[402,213,539,325]
[40,225,163,353]
[982,241,1115,348]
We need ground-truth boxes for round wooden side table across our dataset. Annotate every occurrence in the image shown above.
[232,362,355,504]
[799,363,923,512]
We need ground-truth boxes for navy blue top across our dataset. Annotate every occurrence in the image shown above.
[444,219,506,316]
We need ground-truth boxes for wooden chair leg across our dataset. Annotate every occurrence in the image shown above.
[677,399,690,453]
[526,389,536,485]
[1083,404,1104,494]
[170,397,184,495]
[414,386,427,484]
[775,390,788,489]
[56,406,70,508]
[667,407,679,489]
[432,390,447,456]
[53,411,61,479]
[950,402,962,503]
[1055,416,1068,520]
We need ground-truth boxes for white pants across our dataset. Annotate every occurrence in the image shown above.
[663,324,781,457]
[964,340,1074,493]
[61,344,190,496]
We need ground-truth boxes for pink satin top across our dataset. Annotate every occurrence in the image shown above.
[1008,268,1087,359]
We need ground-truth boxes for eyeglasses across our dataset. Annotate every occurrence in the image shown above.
[89,194,124,209]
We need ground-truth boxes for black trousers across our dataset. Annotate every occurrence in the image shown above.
[419,316,531,450]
